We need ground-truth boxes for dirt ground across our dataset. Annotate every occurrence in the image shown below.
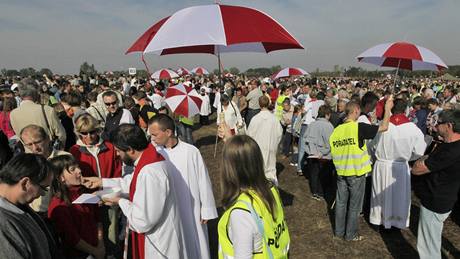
[192,120,460,259]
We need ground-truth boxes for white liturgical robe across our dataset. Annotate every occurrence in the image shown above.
[102,146,186,259]
[369,120,426,229]
[247,110,283,185]
[156,140,218,259]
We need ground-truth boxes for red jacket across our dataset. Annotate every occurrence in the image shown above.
[270,88,279,104]
[48,186,100,258]
[70,140,122,178]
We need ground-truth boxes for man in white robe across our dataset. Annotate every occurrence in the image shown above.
[369,99,426,229]
[247,96,283,185]
[83,124,186,259]
[148,114,218,259]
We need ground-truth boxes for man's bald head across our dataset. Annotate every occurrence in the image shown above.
[20,125,51,157]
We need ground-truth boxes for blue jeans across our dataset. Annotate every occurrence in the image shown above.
[178,122,194,145]
[335,175,366,240]
[282,132,292,156]
[245,108,260,127]
[417,205,451,259]
[297,124,308,172]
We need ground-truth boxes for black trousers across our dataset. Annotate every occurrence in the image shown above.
[307,158,334,197]
[200,115,209,125]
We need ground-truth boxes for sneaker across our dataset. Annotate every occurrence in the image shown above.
[348,235,364,242]
[311,195,321,201]
[289,162,298,167]
[312,194,324,201]
[297,170,303,176]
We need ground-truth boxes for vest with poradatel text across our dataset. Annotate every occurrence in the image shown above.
[218,187,290,259]
[329,121,372,177]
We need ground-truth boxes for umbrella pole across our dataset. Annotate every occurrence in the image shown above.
[141,53,152,78]
[213,132,219,158]
[217,51,223,88]
[392,59,402,92]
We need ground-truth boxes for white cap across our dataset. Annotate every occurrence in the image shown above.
[10,83,18,91]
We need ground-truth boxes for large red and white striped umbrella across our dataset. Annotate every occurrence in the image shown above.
[191,67,209,75]
[151,68,179,80]
[272,67,309,80]
[176,67,190,76]
[125,4,304,55]
[357,42,447,71]
[164,83,202,117]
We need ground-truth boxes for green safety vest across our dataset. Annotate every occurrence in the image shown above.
[218,187,290,259]
[329,121,372,177]
[179,115,194,126]
[275,95,288,120]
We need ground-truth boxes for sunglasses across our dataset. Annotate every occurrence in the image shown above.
[79,129,99,136]
[104,101,117,107]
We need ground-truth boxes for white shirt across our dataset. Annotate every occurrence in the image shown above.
[302,99,325,125]
[228,209,263,259]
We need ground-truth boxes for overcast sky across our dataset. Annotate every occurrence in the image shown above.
[1,0,459,74]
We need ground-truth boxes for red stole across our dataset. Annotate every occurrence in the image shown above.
[129,144,165,259]
[390,113,410,126]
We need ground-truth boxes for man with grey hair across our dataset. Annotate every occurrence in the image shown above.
[412,110,460,259]
[10,82,66,146]
[422,88,435,100]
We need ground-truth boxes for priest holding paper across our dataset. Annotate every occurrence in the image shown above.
[148,114,218,259]
[83,124,186,259]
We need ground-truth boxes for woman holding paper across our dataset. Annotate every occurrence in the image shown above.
[48,155,105,259]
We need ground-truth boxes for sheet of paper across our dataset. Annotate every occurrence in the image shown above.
[72,193,101,204]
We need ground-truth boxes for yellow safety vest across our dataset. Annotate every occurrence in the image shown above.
[275,95,288,120]
[179,115,194,126]
[218,187,290,259]
[329,121,372,177]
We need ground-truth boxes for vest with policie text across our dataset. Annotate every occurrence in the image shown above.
[329,120,372,177]
[218,187,290,259]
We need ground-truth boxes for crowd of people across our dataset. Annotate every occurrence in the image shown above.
[0,72,459,258]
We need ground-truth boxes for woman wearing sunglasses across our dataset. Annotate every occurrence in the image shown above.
[69,113,123,257]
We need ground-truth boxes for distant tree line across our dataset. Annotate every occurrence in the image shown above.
[3,63,460,79]
[310,65,460,78]
[1,67,53,78]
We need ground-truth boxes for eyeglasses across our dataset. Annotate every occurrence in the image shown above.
[104,101,117,107]
[35,182,49,193]
[79,129,100,136]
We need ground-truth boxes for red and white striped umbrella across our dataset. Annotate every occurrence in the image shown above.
[125,4,303,55]
[164,83,202,117]
[176,67,190,76]
[151,68,179,80]
[357,42,448,71]
[272,67,309,80]
[191,67,209,75]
